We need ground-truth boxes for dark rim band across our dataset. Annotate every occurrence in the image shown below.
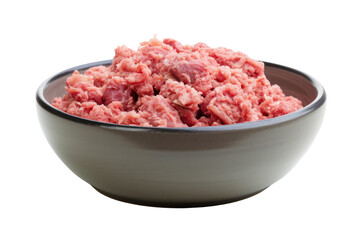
[36,60,326,133]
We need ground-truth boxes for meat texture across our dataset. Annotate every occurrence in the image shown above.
[52,38,303,127]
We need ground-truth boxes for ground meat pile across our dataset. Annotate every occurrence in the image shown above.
[52,38,303,127]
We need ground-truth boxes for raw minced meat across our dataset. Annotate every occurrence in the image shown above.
[52,38,303,127]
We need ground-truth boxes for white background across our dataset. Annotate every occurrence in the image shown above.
[1,0,359,239]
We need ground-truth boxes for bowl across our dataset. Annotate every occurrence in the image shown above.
[36,60,326,207]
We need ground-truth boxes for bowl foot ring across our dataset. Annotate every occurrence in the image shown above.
[92,186,269,208]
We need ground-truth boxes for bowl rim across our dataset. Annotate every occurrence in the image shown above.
[36,60,326,133]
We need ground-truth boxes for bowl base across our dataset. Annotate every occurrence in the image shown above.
[92,186,269,208]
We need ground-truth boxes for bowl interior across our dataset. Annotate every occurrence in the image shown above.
[42,61,318,108]
[264,63,317,106]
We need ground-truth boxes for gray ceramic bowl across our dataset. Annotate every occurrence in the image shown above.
[36,60,326,207]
